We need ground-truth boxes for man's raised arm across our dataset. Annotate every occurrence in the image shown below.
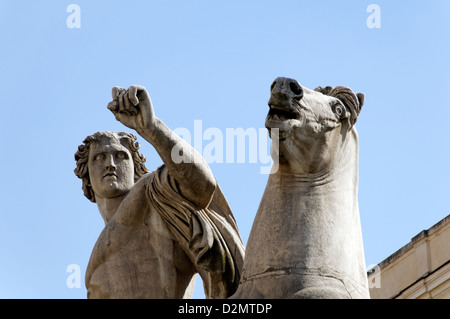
[107,85,215,209]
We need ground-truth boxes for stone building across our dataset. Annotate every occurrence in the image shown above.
[367,215,450,299]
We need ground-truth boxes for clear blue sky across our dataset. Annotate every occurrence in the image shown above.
[0,1,449,298]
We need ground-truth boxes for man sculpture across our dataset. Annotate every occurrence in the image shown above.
[74,85,244,298]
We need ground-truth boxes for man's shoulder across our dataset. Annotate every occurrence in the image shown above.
[132,166,164,188]
[127,165,168,197]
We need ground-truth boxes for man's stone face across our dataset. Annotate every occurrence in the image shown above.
[88,135,135,199]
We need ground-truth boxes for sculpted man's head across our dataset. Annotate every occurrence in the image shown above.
[74,131,149,202]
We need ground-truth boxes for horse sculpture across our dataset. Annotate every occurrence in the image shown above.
[231,77,370,298]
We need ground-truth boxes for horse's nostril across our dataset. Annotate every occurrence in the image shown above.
[289,81,302,96]
[270,81,277,92]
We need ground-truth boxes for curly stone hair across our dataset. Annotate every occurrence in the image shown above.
[314,86,365,127]
[74,131,149,203]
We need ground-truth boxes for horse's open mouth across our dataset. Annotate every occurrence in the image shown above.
[267,107,299,121]
[265,105,300,132]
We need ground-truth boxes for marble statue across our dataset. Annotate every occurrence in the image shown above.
[231,77,370,299]
[74,85,244,299]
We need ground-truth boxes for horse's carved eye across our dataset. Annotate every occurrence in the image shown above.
[332,103,345,118]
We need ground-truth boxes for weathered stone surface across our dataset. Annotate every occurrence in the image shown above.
[231,77,370,299]
[74,85,244,299]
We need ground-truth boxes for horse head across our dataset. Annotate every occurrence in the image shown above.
[265,77,364,175]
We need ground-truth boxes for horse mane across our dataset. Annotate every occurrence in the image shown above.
[314,86,365,127]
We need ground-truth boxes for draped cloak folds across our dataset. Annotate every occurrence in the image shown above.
[146,165,245,299]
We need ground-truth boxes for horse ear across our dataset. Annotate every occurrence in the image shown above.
[314,86,333,95]
[356,93,365,109]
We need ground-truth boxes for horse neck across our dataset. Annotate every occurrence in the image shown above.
[238,129,368,298]
[267,130,359,208]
